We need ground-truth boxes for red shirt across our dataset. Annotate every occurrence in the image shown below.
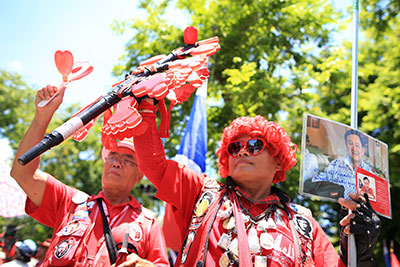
[134,113,345,267]
[360,186,375,200]
[26,175,169,267]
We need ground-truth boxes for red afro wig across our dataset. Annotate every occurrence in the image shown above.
[216,115,298,183]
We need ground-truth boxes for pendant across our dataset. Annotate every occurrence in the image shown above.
[248,225,260,253]
[224,199,232,209]
[218,206,232,219]
[217,233,231,250]
[257,218,269,231]
[229,237,239,257]
[260,232,274,250]
[254,255,268,267]
[222,216,235,230]
[266,217,276,229]
[219,252,230,267]
[195,198,210,217]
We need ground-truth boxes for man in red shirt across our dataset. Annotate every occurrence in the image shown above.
[134,99,381,267]
[360,177,375,200]
[11,85,169,267]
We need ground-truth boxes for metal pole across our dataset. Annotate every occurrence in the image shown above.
[351,0,359,129]
[348,0,359,266]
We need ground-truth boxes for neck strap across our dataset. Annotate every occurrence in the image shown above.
[96,198,118,264]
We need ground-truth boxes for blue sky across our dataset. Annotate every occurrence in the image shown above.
[0,0,148,105]
[0,0,353,158]
[0,0,353,106]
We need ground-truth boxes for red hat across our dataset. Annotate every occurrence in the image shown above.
[101,138,136,161]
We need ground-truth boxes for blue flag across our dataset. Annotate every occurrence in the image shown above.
[175,82,207,173]
[384,239,392,267]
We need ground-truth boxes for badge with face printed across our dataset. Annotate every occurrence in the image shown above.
[128,223,143,241]
[54,238,76,259]
[293,214,313,240]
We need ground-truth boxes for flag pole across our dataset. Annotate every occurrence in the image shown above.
[348,0,360,266]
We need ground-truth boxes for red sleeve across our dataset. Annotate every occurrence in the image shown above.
[25,174,77,229]
[311,218,345,267]
[134,113,205,237]
[144,217,170,267]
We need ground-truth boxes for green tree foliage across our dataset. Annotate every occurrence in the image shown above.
[112,0,339,169]
[0,70,36,146]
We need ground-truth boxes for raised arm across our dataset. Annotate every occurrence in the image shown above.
[10,85,66,206]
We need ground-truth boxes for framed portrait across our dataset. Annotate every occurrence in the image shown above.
[299,114,391,218]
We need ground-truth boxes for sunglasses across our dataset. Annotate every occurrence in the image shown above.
[227,138,269,157]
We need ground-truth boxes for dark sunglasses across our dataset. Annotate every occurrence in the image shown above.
[227,138,269,157]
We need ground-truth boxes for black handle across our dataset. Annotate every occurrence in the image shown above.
[18,131,64,165]
[18,91,123,165]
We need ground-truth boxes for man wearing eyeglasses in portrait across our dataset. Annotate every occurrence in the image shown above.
[133,98,381,267]
[312,129,375,199]
[10,85,169,267]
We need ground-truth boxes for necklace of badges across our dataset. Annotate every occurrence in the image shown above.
[216,196,280,267]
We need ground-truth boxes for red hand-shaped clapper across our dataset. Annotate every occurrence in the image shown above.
[38,50,93,107]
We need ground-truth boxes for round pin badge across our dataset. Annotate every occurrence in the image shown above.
[128,223,143,242]
[62,220,81,236]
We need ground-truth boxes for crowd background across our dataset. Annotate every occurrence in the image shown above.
[1,0,400,264]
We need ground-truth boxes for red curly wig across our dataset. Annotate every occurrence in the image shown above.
[216,115,298,183]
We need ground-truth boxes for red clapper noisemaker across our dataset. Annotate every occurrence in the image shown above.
[38,50,93,107]
[18,26,220,165]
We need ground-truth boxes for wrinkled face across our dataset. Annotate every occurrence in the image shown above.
[228,135,281,186]
[346,134,365,164]
[101,147,143,193]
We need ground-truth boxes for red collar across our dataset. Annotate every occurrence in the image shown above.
[92,191,141,209]
[233,186,281,205]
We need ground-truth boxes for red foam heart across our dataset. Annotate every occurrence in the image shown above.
[54,50,74,81]
[184,26,198,45]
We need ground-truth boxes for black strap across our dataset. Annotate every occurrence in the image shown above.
[96,198,118,264]
[200,190,228,266]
